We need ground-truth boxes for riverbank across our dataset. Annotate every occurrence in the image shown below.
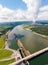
[32,32,48,40]
[23,24,48,40]
[23,26,48,40]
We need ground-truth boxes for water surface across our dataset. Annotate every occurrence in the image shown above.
[8,25,48,53]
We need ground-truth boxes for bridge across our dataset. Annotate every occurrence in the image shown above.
[10,47,48,65]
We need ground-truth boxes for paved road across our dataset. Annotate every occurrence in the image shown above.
[10,47,48,65]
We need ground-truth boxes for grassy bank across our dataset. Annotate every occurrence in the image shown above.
[0,58,16,65]
[30,25,48,36]
[23,24,31,29]
[0,36,6,49]
[23,24,48,36]
[0,49,13,60]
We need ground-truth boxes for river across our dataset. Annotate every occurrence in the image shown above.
[8,25,48,54]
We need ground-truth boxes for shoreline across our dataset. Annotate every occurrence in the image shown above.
[24,27,48,40]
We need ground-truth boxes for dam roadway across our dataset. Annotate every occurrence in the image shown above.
[10,47,48,65]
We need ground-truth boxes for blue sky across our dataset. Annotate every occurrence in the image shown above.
[41,0,48,6]
[0,0,27,10]
[0,0,48,10]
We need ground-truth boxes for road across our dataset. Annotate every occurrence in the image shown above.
[10,47,48,65]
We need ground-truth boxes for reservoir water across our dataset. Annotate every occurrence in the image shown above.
[29,51,48,65]
[8,25,48,54]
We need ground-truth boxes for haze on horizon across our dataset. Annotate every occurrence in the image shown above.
[0,0,48,22]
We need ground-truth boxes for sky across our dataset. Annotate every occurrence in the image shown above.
[0,0,48,22]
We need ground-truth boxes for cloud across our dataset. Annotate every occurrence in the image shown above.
[0,4,14,22]
[23,0,41,22]
[0,4,27,22]
[38,5,48,20]
[40,5,48,11]
[0,0,48,22]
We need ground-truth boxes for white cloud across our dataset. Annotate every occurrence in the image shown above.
[0,0,48,22]
[0,4,14,22]
[40,5,48,11]
[38,5,48,20]
[23,0,41,22]
[0,5,27,22]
